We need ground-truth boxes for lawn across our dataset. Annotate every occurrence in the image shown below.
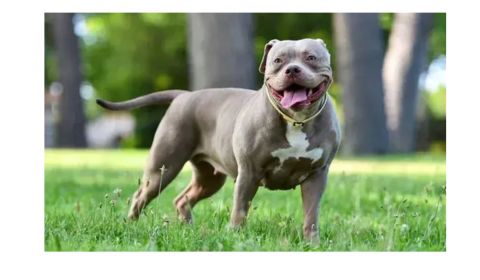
[44,149,446,251]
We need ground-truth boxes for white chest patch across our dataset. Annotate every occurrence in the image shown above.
[271,124,323,173]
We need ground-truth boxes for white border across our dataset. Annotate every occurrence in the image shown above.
[2,0,480,279]
[42,0,449,13]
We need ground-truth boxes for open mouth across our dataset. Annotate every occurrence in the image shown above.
[268,79,329,109]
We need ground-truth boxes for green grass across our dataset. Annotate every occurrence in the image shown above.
[45,149,446,251]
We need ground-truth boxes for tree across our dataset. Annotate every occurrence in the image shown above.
[333,13,389,155]
[383,13,435,153]
[188,14,255,90]
[51,13,87,147]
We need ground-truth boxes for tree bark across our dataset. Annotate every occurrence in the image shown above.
[51,13,87,147]
[333,13,389,155]
[187,13,255,90]
[383,13,434,153]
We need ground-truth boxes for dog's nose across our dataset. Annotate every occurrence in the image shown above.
[285,65,301,75]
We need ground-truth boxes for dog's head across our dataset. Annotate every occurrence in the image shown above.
[259,39,333,112]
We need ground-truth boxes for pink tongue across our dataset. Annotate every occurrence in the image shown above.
[280,88,309,108]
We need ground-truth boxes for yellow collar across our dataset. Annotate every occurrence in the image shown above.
[264,84,328,127]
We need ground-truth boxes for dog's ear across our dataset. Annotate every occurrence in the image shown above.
[316,39,327,48]
[259,39,279,74]
[316,39,331,64]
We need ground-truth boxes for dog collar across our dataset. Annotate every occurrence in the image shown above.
[264,83,328,127]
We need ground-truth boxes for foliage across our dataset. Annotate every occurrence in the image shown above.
[429,13,446,62]
[45,150,446,251]
[425,85,446,119]
[82,14,188,147]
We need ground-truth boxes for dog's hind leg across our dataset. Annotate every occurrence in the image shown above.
[174,160,226,223]
[128,118,196,220]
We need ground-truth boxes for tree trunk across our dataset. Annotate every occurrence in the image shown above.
[51,13,87,147]
[333,13,389,155]
[187,13,255,90]
[383,13,434,153]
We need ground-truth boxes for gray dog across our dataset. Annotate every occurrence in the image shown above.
[97,38,341,242]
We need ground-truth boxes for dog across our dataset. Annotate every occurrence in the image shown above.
[97,38,341,242]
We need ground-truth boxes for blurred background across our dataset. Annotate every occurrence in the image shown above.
[44,13,446,155]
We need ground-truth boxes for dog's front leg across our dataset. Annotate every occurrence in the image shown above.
[229,170,259,228]
[301,166,329,243]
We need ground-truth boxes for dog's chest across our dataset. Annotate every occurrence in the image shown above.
[262,124,324,189]
[271,124,323,168]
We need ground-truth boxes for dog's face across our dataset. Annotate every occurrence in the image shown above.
[260,39,333,111]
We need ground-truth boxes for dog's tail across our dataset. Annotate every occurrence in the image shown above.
[96,90,188,111]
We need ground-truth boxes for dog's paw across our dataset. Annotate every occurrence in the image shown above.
[303,231,320,244]
[227,222,243,232]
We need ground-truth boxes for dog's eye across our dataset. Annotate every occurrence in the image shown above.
[273,58,282,64]
[306,55,317,61]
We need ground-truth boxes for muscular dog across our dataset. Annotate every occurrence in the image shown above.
[97,38,341,242]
